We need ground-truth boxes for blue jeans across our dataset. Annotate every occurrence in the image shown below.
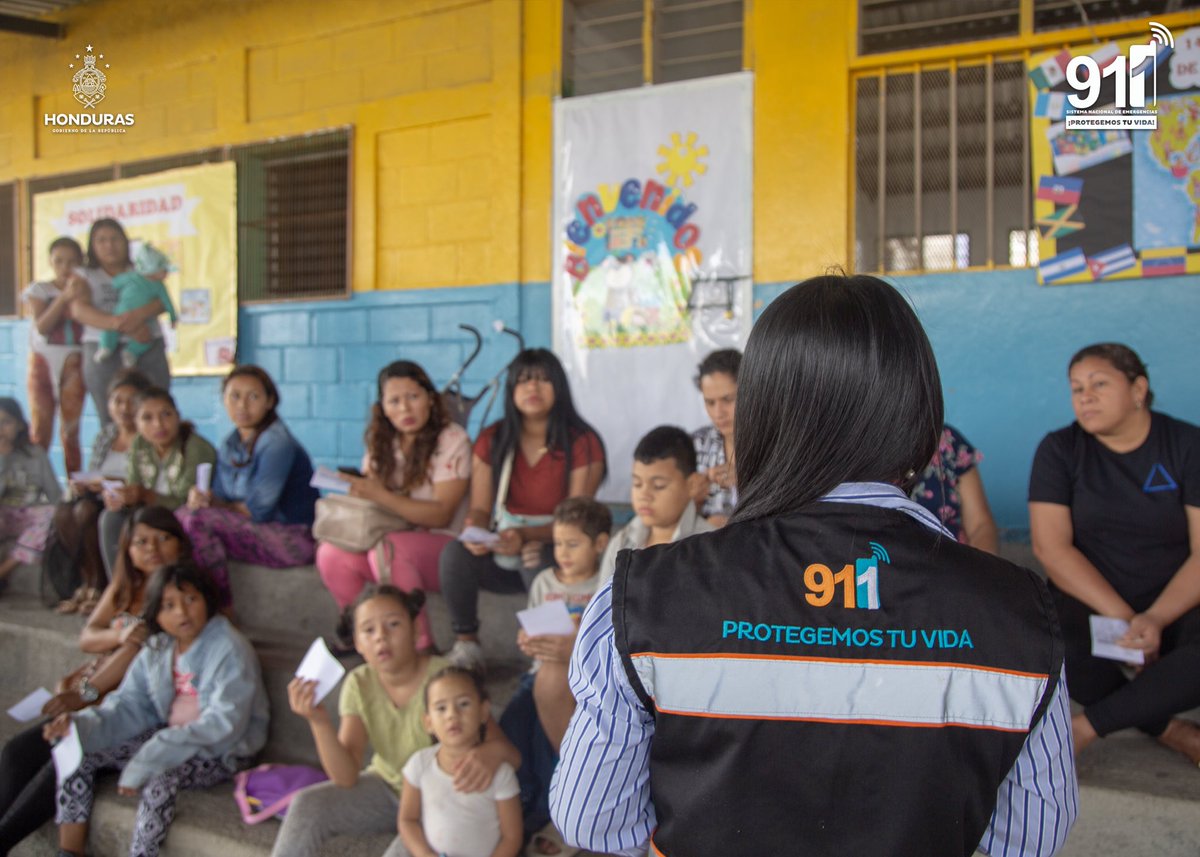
[499,672,558,838]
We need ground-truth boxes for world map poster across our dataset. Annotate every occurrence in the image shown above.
[1028,26,1200,285]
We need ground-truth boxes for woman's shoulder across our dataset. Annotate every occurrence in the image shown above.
[437,421,470,449]
[1152,411,1200,442]
[22,280,59,301]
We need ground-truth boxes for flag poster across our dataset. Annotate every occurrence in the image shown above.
[553,73,753,502]
[1029,26,1200,284]
[32,162,238,375]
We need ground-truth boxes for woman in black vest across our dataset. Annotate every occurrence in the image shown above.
[1030,342,1200,766]
[550,274,1076,857]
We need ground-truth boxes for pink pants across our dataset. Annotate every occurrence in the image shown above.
[0,505,56,565]
[316,530,451,651]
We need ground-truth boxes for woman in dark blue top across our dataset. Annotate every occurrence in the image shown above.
[176,365,319,605]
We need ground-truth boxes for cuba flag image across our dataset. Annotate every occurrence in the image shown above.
[854,542,889,610]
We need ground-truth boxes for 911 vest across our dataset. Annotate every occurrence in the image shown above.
[613,502,1063,857]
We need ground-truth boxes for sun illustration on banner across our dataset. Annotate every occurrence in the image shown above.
[657,131,708,188]
[68,45,111,109]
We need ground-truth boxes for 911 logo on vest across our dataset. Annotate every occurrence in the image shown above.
[803,541,888,610]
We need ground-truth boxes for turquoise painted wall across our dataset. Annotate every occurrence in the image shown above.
[4,272,1196,536]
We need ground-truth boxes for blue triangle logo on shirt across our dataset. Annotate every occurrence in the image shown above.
[1143,463,1178,493]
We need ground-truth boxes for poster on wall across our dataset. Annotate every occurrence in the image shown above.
[1029,24,1200,285]
[553,72,753,503]
[32,161,238,375]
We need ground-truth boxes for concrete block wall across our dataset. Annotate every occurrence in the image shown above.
[0,281,545,479]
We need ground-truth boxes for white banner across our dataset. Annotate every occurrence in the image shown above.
[553,72,754,502]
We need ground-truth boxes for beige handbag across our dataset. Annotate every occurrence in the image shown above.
[312,494,411,554]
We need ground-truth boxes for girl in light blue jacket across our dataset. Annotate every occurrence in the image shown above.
[44,562,268,857]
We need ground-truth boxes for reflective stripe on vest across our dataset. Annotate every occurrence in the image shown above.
[631,652,1049,732]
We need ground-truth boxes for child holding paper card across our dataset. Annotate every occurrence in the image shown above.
[178,365,319,607]
[500,497,610,852]
[271,585,518,857]
[44,562,267,857]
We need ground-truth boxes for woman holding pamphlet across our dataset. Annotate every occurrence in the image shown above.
[177,365,318,608]
[1030,342,1200,766]
[316,361,470,652]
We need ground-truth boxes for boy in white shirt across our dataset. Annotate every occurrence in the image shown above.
[598,425,714,584]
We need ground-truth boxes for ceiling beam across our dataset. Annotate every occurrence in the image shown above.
[0,13,63,38]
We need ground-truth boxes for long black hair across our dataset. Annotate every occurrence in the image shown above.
[730,274,943,523]
[489,349,606,497]
[0,398,34,454]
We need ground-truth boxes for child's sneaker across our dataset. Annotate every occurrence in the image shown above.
[93,347,113,364]
[446,640,486,673]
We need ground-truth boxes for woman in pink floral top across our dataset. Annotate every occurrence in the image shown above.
[316,361,470,650]
[909,424,999,553]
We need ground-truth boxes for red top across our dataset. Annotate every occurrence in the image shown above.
[474,424,604,516]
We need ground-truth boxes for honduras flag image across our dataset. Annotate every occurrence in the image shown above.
[1086,244,1136,279]
[1040,247,1088,283]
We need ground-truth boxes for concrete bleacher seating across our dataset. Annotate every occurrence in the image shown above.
[0,560,531,856]
[2,546,1198,856]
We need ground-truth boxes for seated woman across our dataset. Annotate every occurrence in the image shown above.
[909,424,999,554]
[317,360,469,651]
[99,387,216,577]
[0,505,190,853]
[53,368,152,614]
[438,349,606,671]
[0,398,62,588]
[692,349,740,527]
[178,365,318,607]
[1030,342,1200,765]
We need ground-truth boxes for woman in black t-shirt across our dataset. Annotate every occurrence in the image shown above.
[1029,342,1200,767]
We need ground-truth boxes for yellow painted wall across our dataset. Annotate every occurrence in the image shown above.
[749,1,854,281]
[0,0,533,293]
[0,0,855,293]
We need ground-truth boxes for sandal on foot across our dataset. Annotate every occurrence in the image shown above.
[76,588,102,615]
[527,824,579,857]
[56,587,88,614]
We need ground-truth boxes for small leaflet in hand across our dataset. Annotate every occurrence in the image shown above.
[517,600,575,637]
[195,462,212,493]
[52,722,84,784]
[295,638,347,706]
[310,466,351,494]
[7,687,52,722]
[458,526,500,546]
[1089,615,1145,665]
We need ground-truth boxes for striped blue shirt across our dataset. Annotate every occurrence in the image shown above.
[549,482,1078,857]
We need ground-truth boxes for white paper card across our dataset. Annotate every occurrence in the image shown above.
[69,471,103,483]
[7,687,52,722]
[517,600,576,637]
[458,526,500,546]
[310,466,351,494]
[195,462,212,493]
[1089,615,1145,665]
[52,722,84,784]
[294,638,346,706]
[101,479,124,495]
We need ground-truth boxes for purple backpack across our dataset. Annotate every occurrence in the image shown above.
[233,764,328,824]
